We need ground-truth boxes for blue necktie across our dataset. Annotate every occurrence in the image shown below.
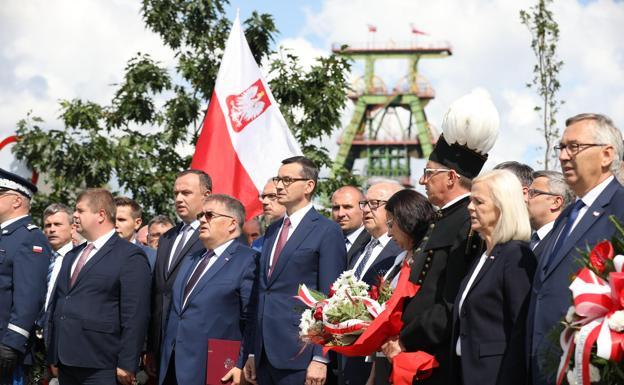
[355,239,379,279]
[543,199,585,272]
[529,232,540,250]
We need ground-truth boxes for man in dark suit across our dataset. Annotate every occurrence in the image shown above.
[146,170,211,378]
[379,90,498,385]
[243,156,346,385]
[0,169,51,385]
[528,113,624,385]
[114,196,157,271]
[331,185,370,266]
[340,182,403,385]
[46,188,151,385]
[160,194,258,385]
[526,171,574,255]
[252,180,286,252]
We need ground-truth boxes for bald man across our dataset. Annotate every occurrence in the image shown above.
[331,186,370,266]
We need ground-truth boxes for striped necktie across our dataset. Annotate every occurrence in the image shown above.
[47,251,60,287]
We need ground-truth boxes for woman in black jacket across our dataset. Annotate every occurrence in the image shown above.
[452,169,536,385]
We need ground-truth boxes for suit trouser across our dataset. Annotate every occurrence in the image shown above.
[58,364,116,385]
[257,347,306,385]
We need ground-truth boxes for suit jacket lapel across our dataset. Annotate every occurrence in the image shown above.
[167,228,200,280]
[182,243,236,311]
[70,235,117,290]
[268,209,318,286]
[544,179,618,279]
[346,230,371,266]
[463,249,497,296]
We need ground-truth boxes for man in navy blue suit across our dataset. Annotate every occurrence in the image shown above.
[47,188,151,385]
[244,156,346,385]
[114,196,157,271]
[159,194,258,385]
[528,113,624,385]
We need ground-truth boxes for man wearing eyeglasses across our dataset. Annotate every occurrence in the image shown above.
[251,180,286,251]
[528,114,624,385]
[340,182,402,385]
[0,169,51,385]
[146,170,211,380]
[244,156,346,385]
[379,89,498,385]
[526,171,574,252]
[159,194,258,385]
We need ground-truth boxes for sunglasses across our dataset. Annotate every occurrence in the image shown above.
[196,210,234,222]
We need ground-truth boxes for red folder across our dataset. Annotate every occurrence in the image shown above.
[206,339,241,385]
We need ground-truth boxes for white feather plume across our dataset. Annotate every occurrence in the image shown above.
[441,88,499,155]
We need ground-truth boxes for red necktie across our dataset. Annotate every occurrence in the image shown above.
[268,217,291,277]
[70,243,95,287]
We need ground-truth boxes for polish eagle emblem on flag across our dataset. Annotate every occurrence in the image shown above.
[226,79,271,132]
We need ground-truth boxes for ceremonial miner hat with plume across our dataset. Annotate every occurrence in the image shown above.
[429,88,499,179]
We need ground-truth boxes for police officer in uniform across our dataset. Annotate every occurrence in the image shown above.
[375,89,499,385]
[0,169,51,384]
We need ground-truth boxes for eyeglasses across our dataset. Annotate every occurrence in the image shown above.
[272,176,309,187]
[359,199,387,210]
[553,143,606,157]
[528,188,561,199]
[422,168,452,181]
[196,210,234,222]
[260,193,278,201]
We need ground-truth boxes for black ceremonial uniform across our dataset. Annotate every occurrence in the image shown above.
[0,216,51,384]
[398,197,481,385]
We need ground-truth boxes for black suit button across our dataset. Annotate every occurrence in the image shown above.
[424,264,429,269]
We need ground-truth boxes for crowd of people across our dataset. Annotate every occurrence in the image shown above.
[0,87,623,385]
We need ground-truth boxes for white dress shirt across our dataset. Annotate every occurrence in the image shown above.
[167,220,200,270]
[569,175,614,233]
[182,239,234,307]
[533,221,555,249]
[345,226,365,252]
[269,202,314,269]
[70,229,116,276]
[441,193,471,210]
[383,250,407,288]
[45,241,74,309]
[351,233,391,278]
[456,252,489,356]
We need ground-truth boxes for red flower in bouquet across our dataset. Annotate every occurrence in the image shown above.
[589,240,614,273]
[369,286,379,301]
[314,304,324,321]
[328,284,336,297]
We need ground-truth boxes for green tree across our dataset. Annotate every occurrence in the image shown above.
[13,0,354,223]
[520,0,564,170]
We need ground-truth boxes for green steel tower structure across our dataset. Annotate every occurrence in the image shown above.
[331,41,452,183]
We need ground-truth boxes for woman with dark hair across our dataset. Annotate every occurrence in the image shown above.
[382,189,436,286]
[367,189,436,385]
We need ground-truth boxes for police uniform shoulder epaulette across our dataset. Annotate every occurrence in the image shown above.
[26,224,39,231]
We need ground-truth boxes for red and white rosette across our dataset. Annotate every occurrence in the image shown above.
[557,263,624,385]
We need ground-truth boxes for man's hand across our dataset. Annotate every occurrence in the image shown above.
[0,344,18,375]
[305,360,327,385]
[243,357,257,385]
[221,367,244,385]
[380,336,404,362]
[116,367,136,385]
[143,352,157,377]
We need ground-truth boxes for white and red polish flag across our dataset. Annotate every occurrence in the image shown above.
[191,14,301,220]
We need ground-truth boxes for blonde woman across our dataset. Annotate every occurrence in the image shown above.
[451,170,536,385]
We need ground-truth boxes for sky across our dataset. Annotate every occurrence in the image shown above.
[1,0,623,183]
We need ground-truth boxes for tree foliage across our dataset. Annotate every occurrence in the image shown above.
[520,0,564,170]
[13,0,354,222]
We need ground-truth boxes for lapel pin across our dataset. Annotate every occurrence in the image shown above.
[593,211,601,217]
[225,257,230,262]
